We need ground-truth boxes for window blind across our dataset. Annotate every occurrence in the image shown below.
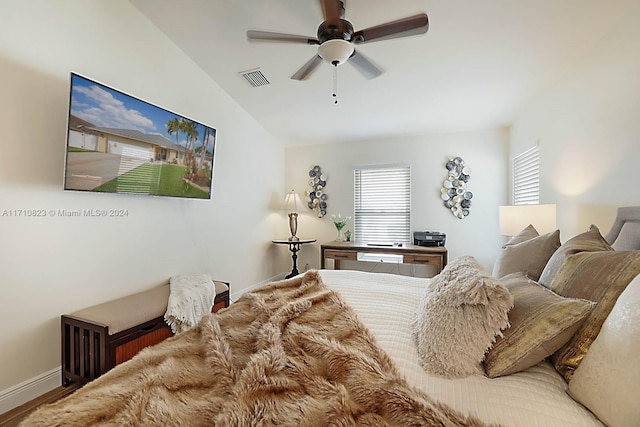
[513,145,540,205]
[354,166,411,243]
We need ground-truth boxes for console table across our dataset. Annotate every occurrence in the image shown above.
[273,239,316,278]
[320,241,448,274]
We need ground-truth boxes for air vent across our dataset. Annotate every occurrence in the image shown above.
[239,68,270,87]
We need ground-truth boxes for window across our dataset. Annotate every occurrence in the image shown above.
[513,145,539,205]
[354,165,411,243]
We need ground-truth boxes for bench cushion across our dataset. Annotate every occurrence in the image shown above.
[71,282,228,335]
[72,285,170,335]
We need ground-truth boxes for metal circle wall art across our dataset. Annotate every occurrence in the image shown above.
[306,165,328,217]
[441,156,473,219]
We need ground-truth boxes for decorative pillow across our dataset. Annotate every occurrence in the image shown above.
[568,274,640,427]
[506,224,540,244]
[548,250,640,382]
[412,256,513,378]
[492,228,561,281]
[483,272,595,378]
[538,224,613,288]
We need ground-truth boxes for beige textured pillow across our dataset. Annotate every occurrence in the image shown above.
[492,229,561,281]
[568,274,640,427]
[506,224,540,244]
[538,225,613,288]
[412,256,513,378]
[484,272,595,378]
[548,250,640,382]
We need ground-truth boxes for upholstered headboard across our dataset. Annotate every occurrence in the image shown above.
[604,206,640,250]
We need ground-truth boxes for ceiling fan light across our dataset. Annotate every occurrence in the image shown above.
[318,39,354,65]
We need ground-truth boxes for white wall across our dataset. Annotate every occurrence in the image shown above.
[0,0,285,400]
[510,2,640,238]
[284,129,509,273]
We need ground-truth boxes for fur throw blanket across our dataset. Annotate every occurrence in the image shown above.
[23,271,492,426]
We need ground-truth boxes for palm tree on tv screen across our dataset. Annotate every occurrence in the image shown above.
[166,117,184,162]
[181,119,199,176]
[199,126,210,170]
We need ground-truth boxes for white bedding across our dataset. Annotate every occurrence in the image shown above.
[320,269,604,427]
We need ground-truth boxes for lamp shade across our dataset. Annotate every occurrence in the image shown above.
[281,190,307,213]
[499,204,557,236]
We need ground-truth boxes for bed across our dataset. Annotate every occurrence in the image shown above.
[21,207,640,426]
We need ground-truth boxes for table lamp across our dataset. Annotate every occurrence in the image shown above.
[281,190,307,241]
[499,204,557,236]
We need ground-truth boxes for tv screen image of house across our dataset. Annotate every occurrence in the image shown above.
[64,73,216,200]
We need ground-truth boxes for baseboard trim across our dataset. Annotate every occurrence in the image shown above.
[0,367,60,415]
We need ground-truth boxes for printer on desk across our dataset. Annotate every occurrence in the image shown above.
[413,231,446,247]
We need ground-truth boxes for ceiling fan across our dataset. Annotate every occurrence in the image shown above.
[246,0,429,81]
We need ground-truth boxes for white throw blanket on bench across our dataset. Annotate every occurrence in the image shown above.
[164,274,216,334]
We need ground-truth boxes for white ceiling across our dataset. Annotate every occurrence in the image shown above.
[130,0,637,146]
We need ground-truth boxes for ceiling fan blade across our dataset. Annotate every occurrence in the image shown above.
[319,0,342,27]
[352,13,429,44]
[291,55,324,80]
[348,50,383,80]
[247,30,318,45]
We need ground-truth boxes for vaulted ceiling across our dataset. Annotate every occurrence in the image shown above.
[130,0,638,146]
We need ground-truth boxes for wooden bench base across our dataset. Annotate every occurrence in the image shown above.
[62,288,229,386]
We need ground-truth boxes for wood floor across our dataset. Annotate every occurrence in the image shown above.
[0,385,79,426]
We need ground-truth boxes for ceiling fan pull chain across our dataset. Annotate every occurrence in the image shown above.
[332,62,338,104]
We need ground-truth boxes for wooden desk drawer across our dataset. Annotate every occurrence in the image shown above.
[324,250,357,261]
[403,254,442,265]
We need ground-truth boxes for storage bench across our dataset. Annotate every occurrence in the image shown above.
[61,280,229,386]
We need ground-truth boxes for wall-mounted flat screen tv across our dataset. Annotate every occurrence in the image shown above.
[64,73,216,199]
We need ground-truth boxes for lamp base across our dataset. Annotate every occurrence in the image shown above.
[288,212,299,242]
